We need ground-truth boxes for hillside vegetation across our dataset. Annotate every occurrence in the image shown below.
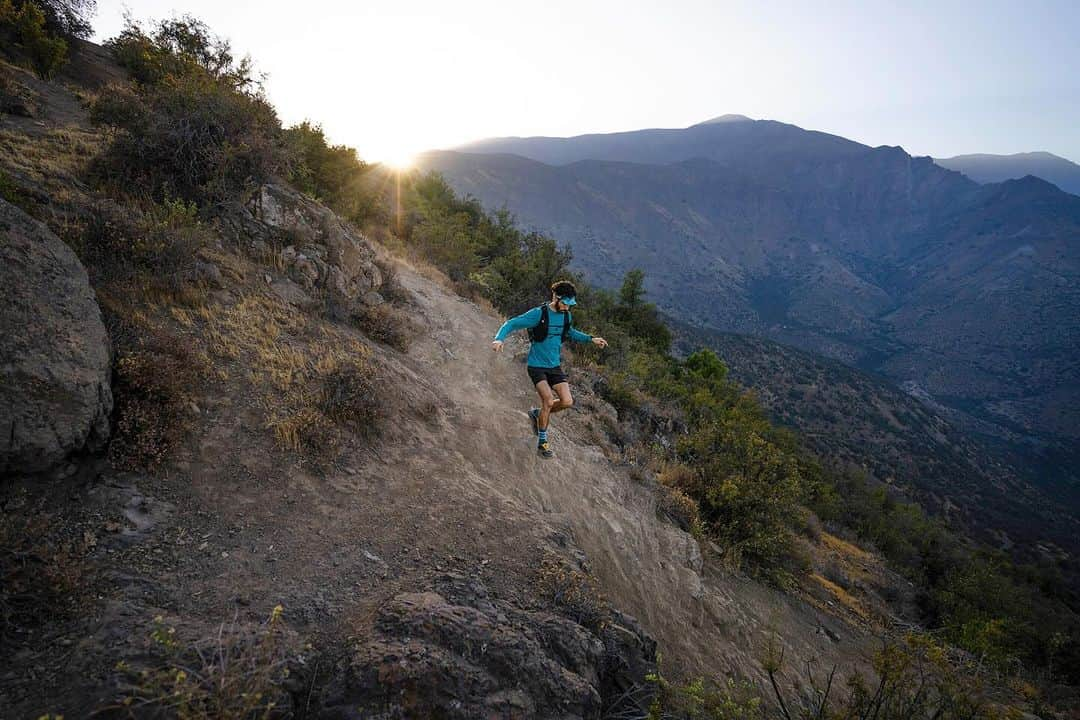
[1,6,1078,718]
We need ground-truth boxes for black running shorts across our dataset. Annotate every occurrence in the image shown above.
[527,365,568,387]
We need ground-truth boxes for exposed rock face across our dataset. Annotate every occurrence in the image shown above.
[319,574,657,719]
[0,199,112,475]
[217,183,383,317]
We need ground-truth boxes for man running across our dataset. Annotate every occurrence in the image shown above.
[492,280,608,458]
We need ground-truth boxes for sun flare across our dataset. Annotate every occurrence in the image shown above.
[380,149,416,171]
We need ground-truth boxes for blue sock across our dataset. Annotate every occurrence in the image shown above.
[538,428,548,443]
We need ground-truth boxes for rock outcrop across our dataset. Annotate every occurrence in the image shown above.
[217,183,384,317]
[0,199,112,476]
[319,574,657,719]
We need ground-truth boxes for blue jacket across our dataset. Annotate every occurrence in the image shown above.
[494,304,593,368]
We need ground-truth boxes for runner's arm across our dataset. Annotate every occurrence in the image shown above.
[568,327,593,343]
[493,307,542,341]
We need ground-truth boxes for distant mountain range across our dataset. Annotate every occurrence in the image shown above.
[416,117,1080,484]
[935,152,1080,196]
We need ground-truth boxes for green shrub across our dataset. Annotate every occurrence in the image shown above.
[104,606,292,718]
[91,71,284,203]
[647,673,764,720]
[285,120,380,225]
[8,0,95,39]
[94,16,284,204]
[399,172,572,312]
[0,0,69,78]
[106,14,254,90]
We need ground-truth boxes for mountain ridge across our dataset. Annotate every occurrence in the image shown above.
[935,150,1080,195]
[418,119,1080,538]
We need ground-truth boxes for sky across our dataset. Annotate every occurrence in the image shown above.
[91,0,1080,166]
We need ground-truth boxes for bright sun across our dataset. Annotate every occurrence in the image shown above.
[380,149,416,170]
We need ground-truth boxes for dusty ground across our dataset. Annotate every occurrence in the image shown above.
[1,45,886,717]
[2,244,882,716]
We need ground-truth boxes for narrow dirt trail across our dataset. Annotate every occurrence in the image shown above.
[387,263,874,681]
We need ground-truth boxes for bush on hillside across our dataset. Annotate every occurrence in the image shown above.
[109,330,207,472]
[350,302,417,352]
[91,71,284,203]
[0,0,69,78]
[399,172,572,312]
[106,14,255,90]
[285,120,381,225]
[93,16,284,204]
[8,0,94,39]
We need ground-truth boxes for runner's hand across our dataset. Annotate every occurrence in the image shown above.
[592,337,608,349]
[492,340,504,352]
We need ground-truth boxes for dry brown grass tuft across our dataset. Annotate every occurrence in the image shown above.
[204,293,382,463]
[109,330,209,472]
[104,606,293,719]
[656,483,703,537]
[350,302,417,352]
[535,555,610,633]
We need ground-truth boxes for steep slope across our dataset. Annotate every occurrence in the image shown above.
[2,226,882,716]
[675,326,1080,559]
[0,53,883,713]
[936,152,1080,196]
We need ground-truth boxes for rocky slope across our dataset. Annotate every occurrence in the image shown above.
[0,48,893,716]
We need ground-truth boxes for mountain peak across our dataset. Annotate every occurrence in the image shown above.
[696,114,753,125]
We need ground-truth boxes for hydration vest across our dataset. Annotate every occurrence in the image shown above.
[528,303,572,343]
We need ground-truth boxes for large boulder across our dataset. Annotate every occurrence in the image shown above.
[0,199,112,475]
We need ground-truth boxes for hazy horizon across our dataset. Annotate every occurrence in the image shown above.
[91,0,1080,165]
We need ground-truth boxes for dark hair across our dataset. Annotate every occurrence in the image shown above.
[551,280,577,298]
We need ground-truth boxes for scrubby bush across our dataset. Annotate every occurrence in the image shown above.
[104,606,292,718]
[106,14,255,90]
[7,0,94,39]
[647,674,764,720]
[350,302,417,352]
[0,0,69,78]
[109,330,207,472]
[535,555,610,633]
[91,72,284,203]
[398,172,572,312]
[286,120,380,225]
[93,16,285,204]
[319,359,381,437]
[656,477,703,537]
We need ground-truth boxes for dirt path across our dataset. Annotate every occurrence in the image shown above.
[3,252,874,718]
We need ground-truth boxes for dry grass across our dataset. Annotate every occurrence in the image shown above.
[821,531,873,562]
[809,572,870,621]
[109,329,209,472]
[350,302,417,352]
[203,293,381,463]
[535,554,611,633]
[0,125,103,194]
[104,607,293,719]
[656,484,703,536]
